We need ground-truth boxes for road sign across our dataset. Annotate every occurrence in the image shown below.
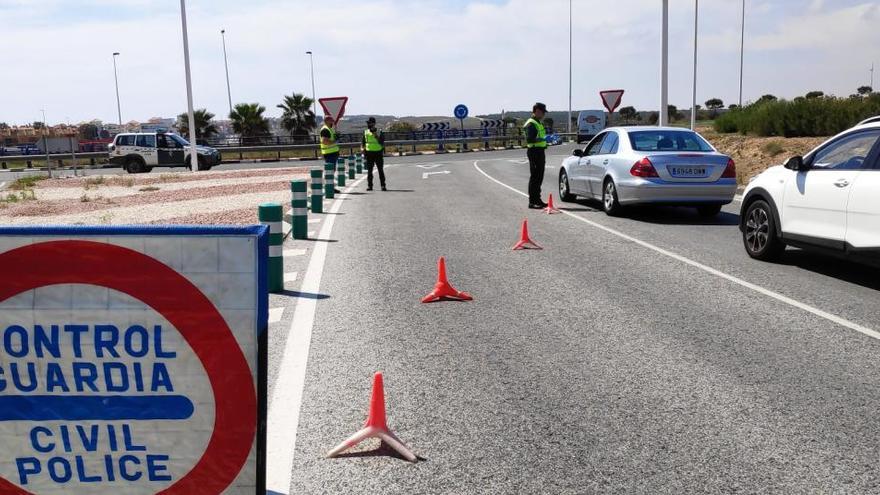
[480,119,503,128]
[453,104,469,120]
[319,96,348,121]
[0,226,267,494]
[420,122,450,131]
[599,90,625,114]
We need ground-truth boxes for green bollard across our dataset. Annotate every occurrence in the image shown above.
[324,161,335,199]
[336,158,346,187]
[290,179,308,239]
[310,168,323,214]
[258,203,284,293]
[355,154,363,174]
[348,157,355,180]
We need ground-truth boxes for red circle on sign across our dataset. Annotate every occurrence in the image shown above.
[0,240,257,495]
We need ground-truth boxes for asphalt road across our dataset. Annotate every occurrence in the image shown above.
[268,146,880,493]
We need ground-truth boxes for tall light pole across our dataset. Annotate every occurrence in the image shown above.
[738,0,745,107]
[691,0,699,130]
[660,0,669,126]
[568,0,573,135]
[112,52,122,126]
[221,29,233,117]
[306,51,317,117]
[179,0,199,172]
[871,63,875,90]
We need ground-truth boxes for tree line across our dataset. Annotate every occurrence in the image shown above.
[176,92,317,141]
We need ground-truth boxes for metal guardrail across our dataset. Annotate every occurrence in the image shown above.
[0,133,578,171]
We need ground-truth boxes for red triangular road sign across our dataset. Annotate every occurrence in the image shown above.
[319,96,348,122]
[599,90,625,113]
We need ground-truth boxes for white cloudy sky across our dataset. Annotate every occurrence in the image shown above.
[1,0,878,125]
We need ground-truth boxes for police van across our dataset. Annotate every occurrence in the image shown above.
[576,110,606,143]
[109,132,222,173]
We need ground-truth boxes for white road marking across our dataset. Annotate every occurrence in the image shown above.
[283,249,306,257]
[308,230,316,237]
[308,218,320,224]
[284,272,298,283]
[268,307,285,324]
[508,159,528,164]
[422,170,451,179]
[0,182,6,189]
[473,160,880,341]
[417,164,443,169]
[265,171,369,495]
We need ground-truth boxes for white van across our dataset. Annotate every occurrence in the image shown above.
[577,110,606,143]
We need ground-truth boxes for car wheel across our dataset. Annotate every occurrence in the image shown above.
[559,170,575,202]
[743,199,785,261]
[125,158,144,174]
[696,204,723,217]
[602,179,622,216]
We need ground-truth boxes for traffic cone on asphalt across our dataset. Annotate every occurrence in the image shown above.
[512,219,542,250]
[326,372,418,462]
[544,194,560,214]
[421,257,473,303]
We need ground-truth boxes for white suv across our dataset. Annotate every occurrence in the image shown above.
[109,132,221,173]
[740,121,880,264]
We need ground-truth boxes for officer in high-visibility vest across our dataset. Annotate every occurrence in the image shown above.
[524,102,549,209]
[320,115,340,165]
[361,117,386,191]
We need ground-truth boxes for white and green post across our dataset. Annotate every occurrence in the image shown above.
[356,153,363,174]
[336,157,346,187]
[347,155,356,179]
[324,161,335,199]
[259,202,284,293]
[310,167,323,214]
[290,179,308,240]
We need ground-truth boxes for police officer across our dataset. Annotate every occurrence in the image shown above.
[320,115,340,165]
[524,103,549,209]
[362,117,386,191]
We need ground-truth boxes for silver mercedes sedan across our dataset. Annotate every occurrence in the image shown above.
[558,126,737,216]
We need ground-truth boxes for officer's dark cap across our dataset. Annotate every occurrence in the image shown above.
[533,102,547,113]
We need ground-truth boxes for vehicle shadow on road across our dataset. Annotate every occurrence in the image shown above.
[304,238,339,243]
[778,250,880,292]
[278,290,330,300]
[334,442,427,462]
[624,206,740,226]
[378,189,415,193]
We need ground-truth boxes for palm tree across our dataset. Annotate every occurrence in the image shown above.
[277,93,316,139]
[176,108,218,142]
[229,103,270,138]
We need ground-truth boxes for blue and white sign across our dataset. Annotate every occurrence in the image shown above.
[0,226,268,495]
[453,104,469,120]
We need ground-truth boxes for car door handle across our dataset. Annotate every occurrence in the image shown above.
[834,179,850,188]
[602,159,609,165]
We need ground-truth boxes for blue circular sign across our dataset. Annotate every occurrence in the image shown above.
[454,104,469,120]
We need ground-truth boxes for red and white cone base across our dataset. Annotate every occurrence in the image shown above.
[512,219,542,250]
[326,372,418,462]
[544,193,560,214]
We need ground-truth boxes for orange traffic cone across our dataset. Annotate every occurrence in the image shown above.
[544,194,560,214]
[512,219,542,250]
[421,257,473,303]
[326,372,418,462]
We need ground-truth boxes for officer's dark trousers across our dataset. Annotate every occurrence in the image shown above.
[365,151,385,188]
[527,147,546,204]
[323,151,339,165]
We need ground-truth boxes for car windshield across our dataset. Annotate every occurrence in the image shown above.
[170,134,190,146]
[628,130,713,152]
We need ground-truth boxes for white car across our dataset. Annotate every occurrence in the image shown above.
[109,132,221,173]
[740,120,880,263]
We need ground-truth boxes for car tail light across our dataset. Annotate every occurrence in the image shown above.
[630,157,659,178]
[721,158,736,178]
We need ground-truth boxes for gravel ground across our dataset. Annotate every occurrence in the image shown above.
[31,166,312,189]
[149,205,292,226]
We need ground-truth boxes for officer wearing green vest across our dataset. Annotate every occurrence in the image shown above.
[524,103,549,209]
[320,115,340,165]
[361,117,386,191]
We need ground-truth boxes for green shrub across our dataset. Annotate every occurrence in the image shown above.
[714,94,880,137]
[761,141,785,157]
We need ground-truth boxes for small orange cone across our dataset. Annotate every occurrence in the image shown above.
[512,219,542,250]
[421,257,473,303]
[544,194,560,214]
[326,372,417,462]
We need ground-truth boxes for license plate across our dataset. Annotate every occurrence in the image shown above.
[669,166,707,178]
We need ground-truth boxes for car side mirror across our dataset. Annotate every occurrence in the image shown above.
[783,155,807,171]
[572,149,583,157]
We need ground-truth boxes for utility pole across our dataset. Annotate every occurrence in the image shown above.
[179,0,199,172]
[306,51,318,118]
[221,29,233,117]
[739,0,745,107]
[112,52,122,126]
[660,0,669,126]
[691,0,699,130]
[568,0,573,135]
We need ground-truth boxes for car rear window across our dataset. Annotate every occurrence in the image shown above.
[116,135,135,146]
[628,130,713,152]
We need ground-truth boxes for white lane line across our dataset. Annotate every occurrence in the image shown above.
[283,249,306,257]
[308,218,320,224]
[307,230,316,237]
[268,307,285,324]
[284,272,298,283]
[265,172,369,495]
[473,160,880,341]
[0,182,6,189]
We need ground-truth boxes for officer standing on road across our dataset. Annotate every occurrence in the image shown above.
[362,117,387,191]
[524,103,549,209]
[320,116,340,165]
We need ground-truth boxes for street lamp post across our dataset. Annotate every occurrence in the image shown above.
[739,0,745,107]
[306,51,317,117]
[660,0,669,126]
[568,0,573,135]
[112,52,122,126]
[221,29,233,117]
[691,0,699,130]
[179,0,199,172]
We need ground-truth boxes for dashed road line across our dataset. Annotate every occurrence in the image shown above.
[283,249,306,257]
[473,159,880,342]
[308,218,320,224]
[284,272,298,283]
[268,307,285,324]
